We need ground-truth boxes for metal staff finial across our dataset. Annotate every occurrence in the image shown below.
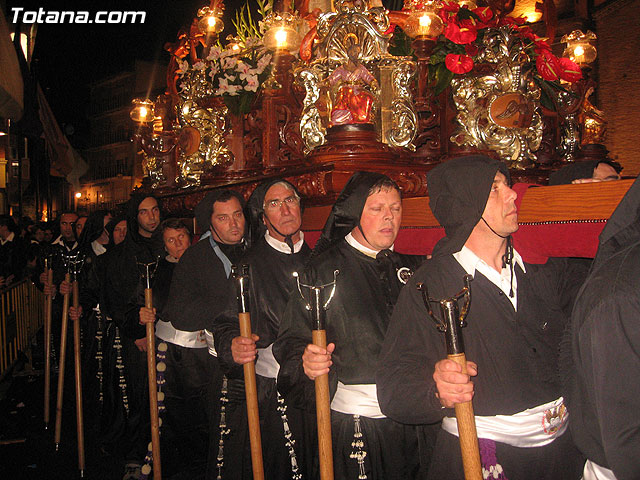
[232,264,250,313]
[417,274,472,355]
[292,270,339,330]
[136,256,160,289]
[62,252,85,281]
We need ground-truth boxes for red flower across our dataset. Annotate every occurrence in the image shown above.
[445,53,474,74]
[498,16,526,28]
[465,43,479,56]
[445,22,478,44]
[536,49,560,81]
[473,6,493,23]
[438,1,460,23]
[557,57,583,82]
[533,37,551,52]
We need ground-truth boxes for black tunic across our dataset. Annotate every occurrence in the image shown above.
[563,177,640,480]
[377,254,584,479]
[274,240,427,480]
[163,238,232,332]
[213,236,312,480]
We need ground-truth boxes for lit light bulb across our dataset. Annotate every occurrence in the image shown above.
[419,14,432,28]
[75,192,82,199]
[275,29,288,48]
[573,45,584,57]
[139,107,148,120]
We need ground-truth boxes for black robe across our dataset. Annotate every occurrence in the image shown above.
[213,236,312,480]
[563,177,640,480]
[377,254,584,480]
[274,240,428,480]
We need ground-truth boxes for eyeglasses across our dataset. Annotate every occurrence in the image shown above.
[264,195,299,210]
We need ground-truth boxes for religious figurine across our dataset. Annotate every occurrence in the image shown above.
[328,38,378,126]
[579,86,607,145]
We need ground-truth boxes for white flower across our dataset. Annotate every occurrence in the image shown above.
[257,53,272,72]
[206,46,222,61]
[177,59,190,72]
[221,56,238,70]
[236,60,251,75]
[244,74,259,92]
[216,77,241,96]
[193,61,206,71]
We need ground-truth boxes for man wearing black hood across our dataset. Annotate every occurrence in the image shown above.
[161,188,248,480]
[562,176,640,480]
[104,194,164,480]
[274,172,427,480]
[213,179,312,480]
[377,156,584,479]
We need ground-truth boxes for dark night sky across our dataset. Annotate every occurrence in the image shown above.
[5,0,246,147]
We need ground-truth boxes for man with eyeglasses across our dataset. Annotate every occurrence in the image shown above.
[213,179,313,480]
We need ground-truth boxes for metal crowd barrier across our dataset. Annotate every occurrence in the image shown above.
[0,279,45,379]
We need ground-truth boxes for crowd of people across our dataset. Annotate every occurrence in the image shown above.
[20,155,638,480]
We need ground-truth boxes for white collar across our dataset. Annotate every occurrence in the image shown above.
[91,240,107,256]
[454,245,525,276]
[345,232,394,258]
[0,231,15,245]
[453,245,525,310]
[264,230,305,254]
[165,254,179,263]
[52,235,78,251]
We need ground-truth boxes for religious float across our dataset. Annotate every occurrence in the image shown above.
[129,0,628,262]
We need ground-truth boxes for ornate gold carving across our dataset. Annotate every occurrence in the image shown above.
[449,27,543,169]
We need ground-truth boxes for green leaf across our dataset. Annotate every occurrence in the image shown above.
[433,63,454,96]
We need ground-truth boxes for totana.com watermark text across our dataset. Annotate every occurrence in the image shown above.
[11,8,146,24]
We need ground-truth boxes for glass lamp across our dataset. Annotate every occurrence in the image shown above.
[262,13,302,52]
[130,99,155,124]
[197,3,224,35]
[562,30,597,66]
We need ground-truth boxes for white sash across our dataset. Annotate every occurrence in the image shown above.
[330,382,386,419]
[204,329,217,357]
[255,343,280,379]
[583,460,617,480]
[155,320,207,349]
[442,397,568,448]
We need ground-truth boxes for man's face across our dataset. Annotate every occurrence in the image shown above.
[163,227,190,260]
[35,229,45,243]
[480,171,519,237]
[210,197,245,245]
[353,187,402,251]
[75,217,87,237]
[60,213,78,242]
[592,163,620,182]
[137,197,160,237]
[262,184,302,240]
[113,220,127,245]
[44,229,53,242]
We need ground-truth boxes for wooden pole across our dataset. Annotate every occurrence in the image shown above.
[238,311,264,480]
[43,263,53,429]
[312,329,334,480]
[72,280,86,477]
[145,288,162,480]
[54,273,71,451]
[449,352,482,480]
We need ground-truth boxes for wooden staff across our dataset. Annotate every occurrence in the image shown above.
[72,276,86,477]
[419,275,482,480]
[43,256,53,430]
[143,264,162,480]
[233,265,264,480]
[54,272,71,451]
[310,287,334,480]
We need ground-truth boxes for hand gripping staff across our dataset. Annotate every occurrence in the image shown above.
[293,270,339,480]
[232,264,264,480]
[43,253,53,430]
[138,258,162,480]
[417,274,482,480]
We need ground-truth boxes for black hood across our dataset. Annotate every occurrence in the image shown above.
[246,178,303,247]
[312,171,395,258]
[548,161,600,186]
[428,155,510,257]
[124,192,161,244]
[78,210,110,249]
[105,215,127,249]
[194,188,246,238]
[592,176,640,271]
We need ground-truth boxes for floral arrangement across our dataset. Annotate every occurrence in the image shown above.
[427,1,582,101]
[177,0,274,116]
